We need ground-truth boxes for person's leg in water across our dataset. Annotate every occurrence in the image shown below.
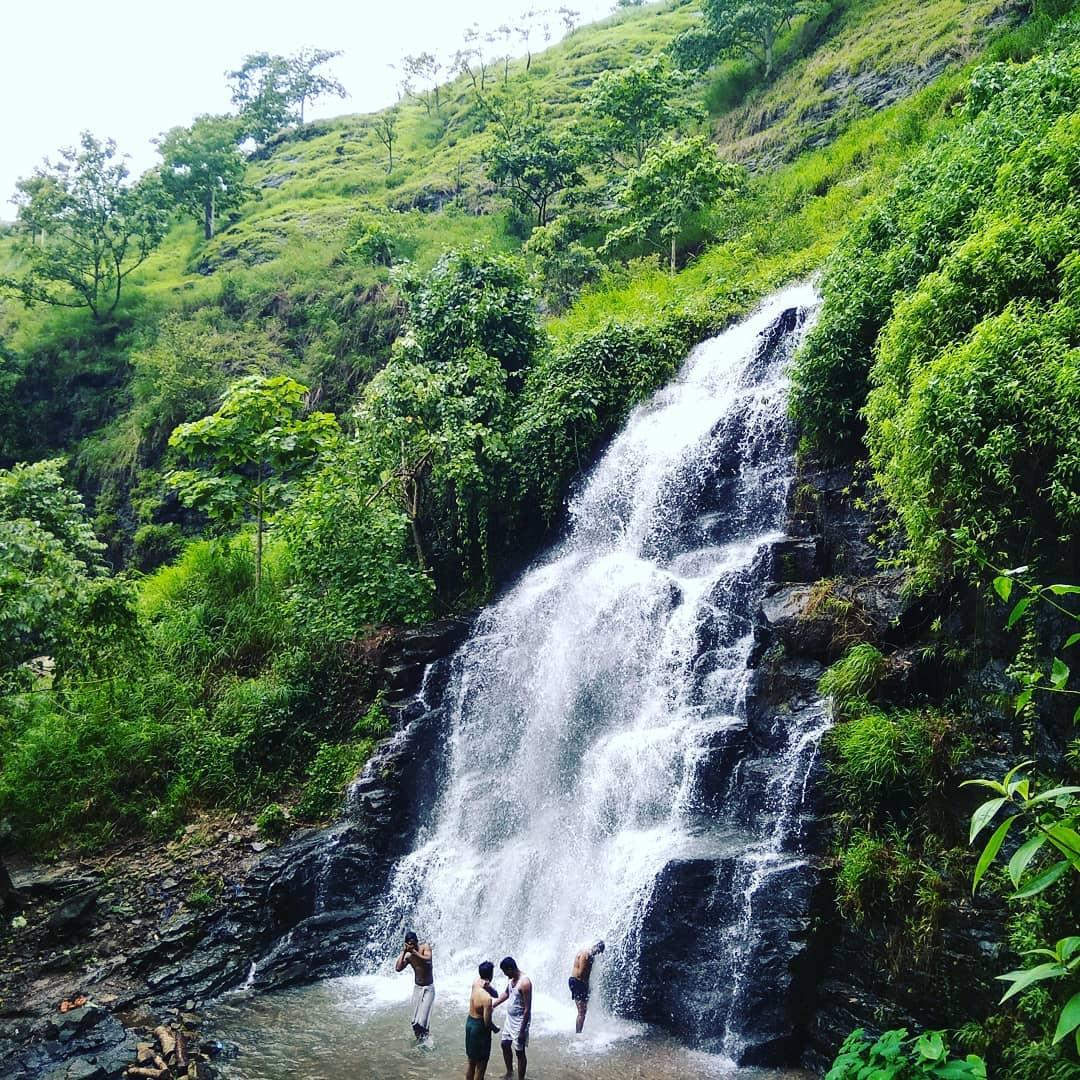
[515,1047,527,1080]
[466,1062,476,1080]
[501,1039,513,1078]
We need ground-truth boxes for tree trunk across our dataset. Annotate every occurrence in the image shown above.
[255,481,264,593]
[670,234,677,274]
[204,186,215,240]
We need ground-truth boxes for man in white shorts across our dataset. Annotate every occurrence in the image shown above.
[494,956,532,1079]
[395,931,434,1039]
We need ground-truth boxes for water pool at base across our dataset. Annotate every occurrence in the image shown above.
[209,975,815,1080]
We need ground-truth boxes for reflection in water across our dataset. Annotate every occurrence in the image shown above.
[211,975,814,1080]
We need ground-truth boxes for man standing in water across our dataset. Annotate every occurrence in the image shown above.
[395,931,434,1039]
[568,940,605,1033]
[465,960,500,1079]
[494,956,532,1079]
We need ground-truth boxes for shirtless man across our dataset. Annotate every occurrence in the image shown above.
[394,931,434,1039]
[493,956,532,1080]
[465,960,500,1080]
[568,940,605,1033]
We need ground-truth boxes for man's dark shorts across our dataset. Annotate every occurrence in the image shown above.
[466,1016,491,1063]
[569,976,590,1003]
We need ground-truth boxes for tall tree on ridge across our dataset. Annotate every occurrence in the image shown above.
[157,115,247,240]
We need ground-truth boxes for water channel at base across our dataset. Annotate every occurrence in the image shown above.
[209,974,815,1080]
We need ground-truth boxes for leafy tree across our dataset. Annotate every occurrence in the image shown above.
[399,52,444,115]
[356,347,514,582]
[0,459,136,690]
[585,58,697,169]
[672,0,810,78]
[523,217,602,312]
[287,47,346,124]
[228,52,293,144]
[279,442,434,633]
[2,133,170,321]
[400,249,541,375]
[166,375,339,589]
[227,49,344,143]
[604,134,741,271]
[356,250,540,579]
[484,102,583,225]
[157,114,246,239]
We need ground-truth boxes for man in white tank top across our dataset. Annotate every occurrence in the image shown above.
[493,956,532,1079]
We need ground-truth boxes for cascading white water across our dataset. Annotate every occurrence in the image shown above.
[366,282,821,1050]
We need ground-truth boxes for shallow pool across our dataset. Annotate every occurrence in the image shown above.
[209,974,815,1080]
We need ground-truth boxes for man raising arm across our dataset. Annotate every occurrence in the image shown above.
[395,931,435,1040]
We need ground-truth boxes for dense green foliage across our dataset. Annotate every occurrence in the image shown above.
[791,19,1080,578]
[826,1028,986,1078]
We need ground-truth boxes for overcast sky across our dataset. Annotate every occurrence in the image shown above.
[0,0,618,214]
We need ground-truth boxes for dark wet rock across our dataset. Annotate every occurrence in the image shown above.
[770,537,824,583]
[11,869,100,902]
[47,890,100,936]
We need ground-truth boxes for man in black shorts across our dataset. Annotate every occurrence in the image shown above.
[568,940,605,1033]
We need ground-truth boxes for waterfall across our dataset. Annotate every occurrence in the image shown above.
[363,282,822,1059]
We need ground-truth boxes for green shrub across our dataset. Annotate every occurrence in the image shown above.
[826,1027,986,1079]
[256,803,289,840]
[819,643,886,717]
[296,740,376,820]
[132,523,184,572]
[791,28,1080,577]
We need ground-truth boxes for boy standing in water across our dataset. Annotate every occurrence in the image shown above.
[493,956,532,1079]
[394,931,434,1039]
[465,960,500,1079]
[568,940,605,1033]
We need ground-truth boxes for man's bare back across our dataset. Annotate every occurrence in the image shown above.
[469,978,496,1021]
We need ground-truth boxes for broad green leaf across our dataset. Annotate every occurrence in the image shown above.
[1003,760,1035,786]
[1057,937,1080,963]
[1048,585,1080,596]
[973,816,1014,892]
[1045,824,1080,863]
[998,961,1067,1002]
[993,576,1013,602]
[1015,688,1034,713]
[1015,858,1071,898]
[1051,657,1071,690]
[1053,991,1080,1044]
[1008,596,1034,627]
[1008,834,1047,887]
[969,797,1006,843]
[1026,786,1080,806]
[960,779,1007,794]
[916,1031,945,1061]
[1065,633,1080,650]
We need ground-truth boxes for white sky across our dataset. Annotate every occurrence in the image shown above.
[0,0,618,215]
